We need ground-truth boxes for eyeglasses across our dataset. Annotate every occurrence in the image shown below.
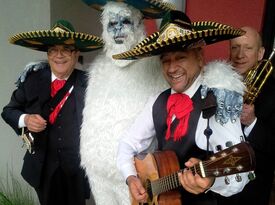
[47,46,77,57]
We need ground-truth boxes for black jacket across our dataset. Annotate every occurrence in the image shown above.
[1,67,88,190]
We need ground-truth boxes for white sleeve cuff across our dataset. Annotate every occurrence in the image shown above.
[18,114,27,128]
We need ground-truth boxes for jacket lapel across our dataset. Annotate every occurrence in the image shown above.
[72,70,87,126]
[37,68,51,119]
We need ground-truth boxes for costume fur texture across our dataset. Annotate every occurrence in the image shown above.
[202,60,245,95]
[80,2,168,204]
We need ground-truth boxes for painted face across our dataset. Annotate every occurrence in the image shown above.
[107,11,134,44]
[230,27,264,76]
[160,49,203,93]
[47,45,79,79]
[101,2,144,66]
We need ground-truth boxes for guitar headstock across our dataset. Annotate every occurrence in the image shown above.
[196,142,256,178]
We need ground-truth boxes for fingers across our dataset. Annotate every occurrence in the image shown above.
[240,104,255,125]
[127,176,147,203]
[25,114,47,132]
[179,158,214,194]
[185,157,200,168]
[178,171,206,194]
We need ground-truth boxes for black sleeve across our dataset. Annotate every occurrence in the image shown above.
[1,83,27,135]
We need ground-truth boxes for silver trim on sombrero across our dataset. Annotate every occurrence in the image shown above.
[113,21,245,60]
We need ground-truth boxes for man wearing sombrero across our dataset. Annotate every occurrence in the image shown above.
[1,20,103,205]
[116,10,252,204]
[79,1,174,204]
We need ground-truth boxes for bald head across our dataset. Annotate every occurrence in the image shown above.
[241,26,263,47]
[230,26,265,76]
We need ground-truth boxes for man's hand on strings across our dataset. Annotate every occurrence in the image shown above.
[178,157,215,194]
[127,175,147,203]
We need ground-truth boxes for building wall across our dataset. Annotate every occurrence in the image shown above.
[0,0,50,202]
[186,0,266,62]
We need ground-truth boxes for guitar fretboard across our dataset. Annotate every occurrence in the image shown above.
[150,165,202,196]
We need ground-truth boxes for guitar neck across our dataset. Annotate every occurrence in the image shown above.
[150,166,199,196]
[150,142,255,196]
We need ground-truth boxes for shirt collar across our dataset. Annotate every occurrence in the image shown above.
[51,73,68,82]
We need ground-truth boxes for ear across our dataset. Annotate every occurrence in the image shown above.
[257,46,265,61]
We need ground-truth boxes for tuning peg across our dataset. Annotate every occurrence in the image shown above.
[224,176,230,185]
[225,141,233,147]
[216,145,222,151]
[235,174,242,182]
[248,172,256,181]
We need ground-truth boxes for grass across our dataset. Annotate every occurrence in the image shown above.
[0,170,36,205]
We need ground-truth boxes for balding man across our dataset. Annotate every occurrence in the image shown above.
[230,26,265,76]
[222,26,275,205]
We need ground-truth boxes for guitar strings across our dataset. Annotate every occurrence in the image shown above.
[149,145,247,195]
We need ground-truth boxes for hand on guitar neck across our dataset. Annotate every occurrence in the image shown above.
[128,142,255,205]
[178,158,215,195]
[127,157,214,204]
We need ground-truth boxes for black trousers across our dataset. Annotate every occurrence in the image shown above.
[36,167,87,205]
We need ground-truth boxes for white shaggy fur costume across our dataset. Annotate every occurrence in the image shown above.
[80,2,168,204]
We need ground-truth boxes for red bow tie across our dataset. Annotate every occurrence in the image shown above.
[51,79,66,97]
[166,93,193,141]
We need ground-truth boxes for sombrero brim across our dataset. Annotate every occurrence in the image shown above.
[9,30,104,52]
[82,0,175,19]
[112,22,245,60]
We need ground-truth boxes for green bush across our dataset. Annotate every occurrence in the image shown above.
[0,171,36,205]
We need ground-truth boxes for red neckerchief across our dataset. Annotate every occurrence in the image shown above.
[165,93,193,141]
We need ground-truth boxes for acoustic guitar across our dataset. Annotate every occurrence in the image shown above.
[132,142,255,205]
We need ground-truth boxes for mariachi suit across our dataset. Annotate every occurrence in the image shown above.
[1,66,90,205]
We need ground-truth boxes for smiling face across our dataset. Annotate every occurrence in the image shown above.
[230,27,265,76]
[160,49,203,93]
[47,45,80,79]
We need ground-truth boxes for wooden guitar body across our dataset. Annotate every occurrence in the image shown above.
[133,151,181,205]
[131,142,255,205]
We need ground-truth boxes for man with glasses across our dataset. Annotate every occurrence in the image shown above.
[1,20,103,205]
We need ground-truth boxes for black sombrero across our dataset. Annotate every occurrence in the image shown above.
[9,19,104,52]
[113,10,246,60]
[82,0,175,19]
